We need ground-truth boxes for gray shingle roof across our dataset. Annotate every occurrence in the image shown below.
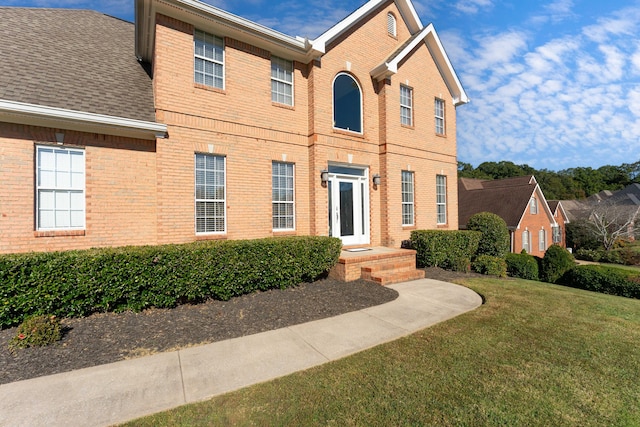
[0,8,155,122]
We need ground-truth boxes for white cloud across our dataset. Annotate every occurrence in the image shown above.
[453,0,494,15]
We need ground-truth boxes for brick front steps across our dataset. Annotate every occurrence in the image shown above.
[329,247,425,285]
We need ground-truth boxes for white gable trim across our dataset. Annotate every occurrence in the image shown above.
[0,100,168,141]
[515,185,558,231]
[370,24,469,106]
[312,0,422,54]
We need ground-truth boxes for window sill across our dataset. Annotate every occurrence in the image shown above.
[401,124,415,130]
[402,225,416,230]
[35,229,85,238]
[436,133,447,138]
[273,230,297,236]
[195,233,227,241]
[436,223,449,228]
[333,128,365,139]
[194,83,226,94]
[272,102,295,110]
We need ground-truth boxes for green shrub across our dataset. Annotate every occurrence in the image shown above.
[471,255,507,277]
[8,315,62,350]
[575,248,603,262]
[540,245,575,283]
[505,252,539,280]
[558,265,640,299]
[466,212,510,258]
[410,230,481,270]
[0,236,342,328]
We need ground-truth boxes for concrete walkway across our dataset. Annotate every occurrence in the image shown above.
[0,279,482,427]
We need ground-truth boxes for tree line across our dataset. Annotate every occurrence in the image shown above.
[458,160,640,200]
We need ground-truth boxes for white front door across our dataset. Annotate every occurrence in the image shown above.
[328,165,370,246]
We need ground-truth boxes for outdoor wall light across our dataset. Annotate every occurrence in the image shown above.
[320,169,329,183]
[372,174,381,186]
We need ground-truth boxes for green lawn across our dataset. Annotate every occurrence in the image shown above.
[123,278,640,427]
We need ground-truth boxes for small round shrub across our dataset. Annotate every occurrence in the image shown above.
[472,255,507,277]
[466,212,510,258]
[9,315,62,350]
[540,245,575,283]
[505,252,539,280]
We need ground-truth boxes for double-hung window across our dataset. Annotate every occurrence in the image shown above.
[272,162,295,230]
[522,230,531,253]
[539,229,547,252]
[36,146,85,230]
[552,226,562,243]
[195,154,226,234]
[436,175,447,224]
[400,85,413,126]
[271,56,293,106]
[194,30,224,89]
[435,98,445,135]
[530,197,538,214]
[402,171,414,226]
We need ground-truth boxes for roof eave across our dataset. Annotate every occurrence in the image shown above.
[0,100,167,141]
[136,0,317,64]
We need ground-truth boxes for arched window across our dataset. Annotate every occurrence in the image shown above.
[387,13,397,37]
[333,73,362,133]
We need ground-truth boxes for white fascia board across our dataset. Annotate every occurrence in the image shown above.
[137,0,316,63]
[0,100,167,141]
[313,0,423,53]
[370,24,469,106]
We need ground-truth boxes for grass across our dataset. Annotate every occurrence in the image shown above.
[123,277,640,426]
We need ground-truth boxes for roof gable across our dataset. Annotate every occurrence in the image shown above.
[459,176,555,229]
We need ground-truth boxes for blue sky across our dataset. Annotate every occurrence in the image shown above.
[6,0,640,171]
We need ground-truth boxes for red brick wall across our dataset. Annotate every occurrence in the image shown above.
[512,192,557,257]
[0,123,157,254]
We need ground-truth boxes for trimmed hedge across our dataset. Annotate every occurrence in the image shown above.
[540,245,575,283]
[410,230,481,270]
[472,255,507,277]
[505,252,539,280]
[558,265,640,299]
[466,212,510,258]
[0,236,342,328]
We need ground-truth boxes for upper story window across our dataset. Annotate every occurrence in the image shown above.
[435,98,445,135]
[36,146,85,230]
[333,73,362,133]
[387,13,397,37]
[400,85,413,126]
[271,56,293,106]
[194,30,224,89]
[195,153,226,234]
[530,197,538,214]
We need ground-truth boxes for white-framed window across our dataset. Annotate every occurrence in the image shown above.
[194,29,224,89]
[522,230,531,253]
[387,12,397,37]
[333,73,363,133]
[435,98,445,135]
[530,197,538,214]
[195,153,226,234]
[400,85,413,126]
[552,225,562,244]
[436,175,447,224]
[36,146,85,230]
[402,171,414,226]
[272,161,295,230]
[539,229,547,251]
[271,56,293,106]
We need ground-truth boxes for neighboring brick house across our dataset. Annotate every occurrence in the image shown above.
[0,0,468,255]
[458,176,564,257]
[547,200,570,250]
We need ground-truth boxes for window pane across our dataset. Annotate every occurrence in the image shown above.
[195,154,225,233]
[272,162,295,230]
[333,74,362,133]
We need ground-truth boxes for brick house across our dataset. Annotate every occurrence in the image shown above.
[458,176,565,257]
[0,0,468,256]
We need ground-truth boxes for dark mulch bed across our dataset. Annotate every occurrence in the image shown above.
[0,278,404,385]
[0,268,473,385]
